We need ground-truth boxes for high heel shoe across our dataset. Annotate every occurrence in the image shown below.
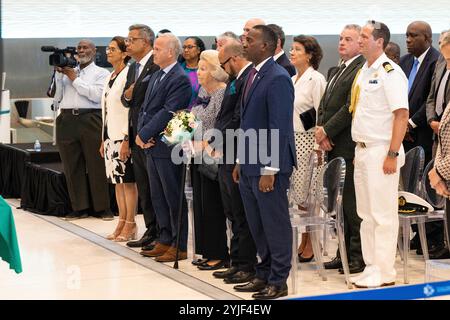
[106,219,125,240]
[298,253,314,263]
[114,221,138,242]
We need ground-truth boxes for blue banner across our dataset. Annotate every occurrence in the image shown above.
[293,280,450,300]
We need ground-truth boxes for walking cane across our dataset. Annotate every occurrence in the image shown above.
[173,146,191,269]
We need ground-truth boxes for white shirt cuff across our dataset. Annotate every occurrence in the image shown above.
[408,119,417,128]
[261,167,279,175]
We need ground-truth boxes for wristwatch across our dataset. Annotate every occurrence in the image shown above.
[387,150,399,158]
[123,135,129,141]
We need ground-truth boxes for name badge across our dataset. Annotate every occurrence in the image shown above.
[369,79,378,84]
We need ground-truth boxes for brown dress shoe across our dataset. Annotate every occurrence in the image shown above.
[140,243,170,257]
[155,246,187,262]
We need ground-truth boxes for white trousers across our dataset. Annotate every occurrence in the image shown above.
[354,144,404,283]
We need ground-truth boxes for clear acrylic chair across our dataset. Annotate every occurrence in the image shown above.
[289,156,352,294]
[398,157,450,283]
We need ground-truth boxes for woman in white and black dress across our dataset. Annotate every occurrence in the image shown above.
[289,35,326,262]
[100,36,138,242]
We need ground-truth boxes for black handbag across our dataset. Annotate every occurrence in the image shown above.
[300,107,316,131]
[197,154,219,181]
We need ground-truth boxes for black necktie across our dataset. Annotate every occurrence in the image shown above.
[327,63,346,93]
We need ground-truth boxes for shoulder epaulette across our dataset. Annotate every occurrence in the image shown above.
[382,62,394,73]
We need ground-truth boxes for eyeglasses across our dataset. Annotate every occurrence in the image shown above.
[220,56,232,69]
[105,47,118,53]
[183,45,197,50]
[125,37,145,44]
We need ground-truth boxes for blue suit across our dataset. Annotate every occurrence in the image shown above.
[237,58,296,286]
[137,62,192,251]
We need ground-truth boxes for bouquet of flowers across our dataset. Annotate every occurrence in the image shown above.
[161,110,199,146]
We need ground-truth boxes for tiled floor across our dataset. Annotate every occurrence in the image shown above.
[1,198,435,300]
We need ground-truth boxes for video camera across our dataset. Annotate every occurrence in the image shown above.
[41,46,78,68]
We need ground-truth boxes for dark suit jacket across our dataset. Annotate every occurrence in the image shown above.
[317,55,365,160]
[400,47,440,158]
[275,53,296,77]
[426,55,450,123]
[238,58,296,176]
[121,55,160,143]
[137,62,192,158]
[214,64,252,162]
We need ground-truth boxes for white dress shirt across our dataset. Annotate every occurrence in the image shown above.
[136,50,153,79]
[55,62,110,109]
[292,66,326,132]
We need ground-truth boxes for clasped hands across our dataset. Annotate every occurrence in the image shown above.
[315,126,333,151]
[429,167,450,198]
[136,135,156,149]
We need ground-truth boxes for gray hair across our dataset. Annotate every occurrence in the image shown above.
[129,24,155,46]
[200,50,229,83]
[158,33,182,57]
[343,24,361,33]
[218,31,239,41]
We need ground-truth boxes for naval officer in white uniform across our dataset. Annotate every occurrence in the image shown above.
[350,20,409,288]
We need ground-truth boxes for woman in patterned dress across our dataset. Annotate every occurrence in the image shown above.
[289,35,326,262]
[100,36,138,242]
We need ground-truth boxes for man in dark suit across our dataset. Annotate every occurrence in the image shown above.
[267,24,296,77]
[136,33,192,263]
[385,41,401,64]
[213,39,257,284]
[316,24,366,274]
[122,24,161,250]
[400,21,440,165]
[232,25,296,300]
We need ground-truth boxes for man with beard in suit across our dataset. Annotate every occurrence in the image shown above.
[121,24,160,251]
[316,24,366,274]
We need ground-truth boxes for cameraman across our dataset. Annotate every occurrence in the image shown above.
[54,39,112,220]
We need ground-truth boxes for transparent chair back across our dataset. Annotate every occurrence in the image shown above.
[399,146,425,195]
[423,159,446,209]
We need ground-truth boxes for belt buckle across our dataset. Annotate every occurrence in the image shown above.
[72,109,80,116]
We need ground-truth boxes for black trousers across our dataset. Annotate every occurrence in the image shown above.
[191,164,228,260]
[131,143,159,238]
[218,164,256,271]
[331,157,363,264]
[56,111,109,212]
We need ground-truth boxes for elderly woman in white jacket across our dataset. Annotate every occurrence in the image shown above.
[100,36,138,242]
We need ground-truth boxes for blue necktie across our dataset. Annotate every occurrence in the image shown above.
[134,62,141,81]
[150,70,165,96]
[408,58,419,93]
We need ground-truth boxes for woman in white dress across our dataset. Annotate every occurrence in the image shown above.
[100,36,138,242]
[289,35,326,262]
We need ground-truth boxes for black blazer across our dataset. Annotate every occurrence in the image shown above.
[214,64,252,162]
[276,52,296,77]
[317,55,365,160]
[121,55,160,142]
[400,46,440,158]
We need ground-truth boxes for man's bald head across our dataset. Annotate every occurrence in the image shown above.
[406,21,432,57]
[243,18,266,37]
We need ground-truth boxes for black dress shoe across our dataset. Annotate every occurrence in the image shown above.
[192,258,209,266]
[126,235,155,248]
[234,278,267,292]
[252,284,288,300]
[430,247,450,259]
[339,261,365,274]
[197,260,230,271]
[324,256,342,269]
[141,242,157,251]
[298,253,314,263]
[98,209,115,221]
[224,271,256,284]
[213,266,239,279]
[63,211,89,221]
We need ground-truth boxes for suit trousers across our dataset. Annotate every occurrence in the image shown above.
[239,172,292,286]
[329,157,363,264]
[56,111,109,212]
[218,164,257,270]
[146,155,188,252]
[131,144,159,238]
[191,164,228,260]
[354,144,404,283]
